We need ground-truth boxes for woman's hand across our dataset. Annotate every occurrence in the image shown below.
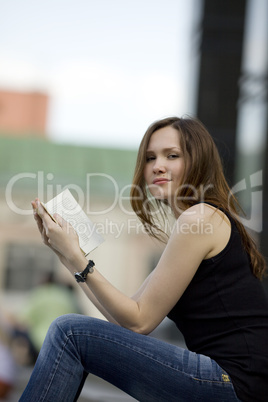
[31,199,83,270]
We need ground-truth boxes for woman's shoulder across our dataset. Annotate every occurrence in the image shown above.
[179,203,228,224]
[176,204,231,257]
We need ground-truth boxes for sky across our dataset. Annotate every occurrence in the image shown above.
[0,0,200,149]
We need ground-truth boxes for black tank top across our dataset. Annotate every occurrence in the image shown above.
[167,209,268,402]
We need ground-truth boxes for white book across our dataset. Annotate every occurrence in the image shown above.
[41,189,104,258]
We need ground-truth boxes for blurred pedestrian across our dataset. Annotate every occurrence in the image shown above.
[0,311,16,399]
[12,273,81,365]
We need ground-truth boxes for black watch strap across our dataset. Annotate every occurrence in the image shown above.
[74,260,95,283]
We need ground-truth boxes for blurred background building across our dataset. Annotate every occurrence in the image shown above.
[0,0,267,399]
[0,90,48,137]
[0,113,159,317]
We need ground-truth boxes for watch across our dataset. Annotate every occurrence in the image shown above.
[74,260,95,283]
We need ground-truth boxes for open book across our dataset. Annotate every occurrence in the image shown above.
[41,189,104,258]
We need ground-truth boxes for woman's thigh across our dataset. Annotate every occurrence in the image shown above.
[50,314,240,402]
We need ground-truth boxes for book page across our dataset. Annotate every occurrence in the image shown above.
[44,189,104,257]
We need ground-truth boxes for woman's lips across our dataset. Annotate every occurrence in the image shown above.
[152,178,170,185]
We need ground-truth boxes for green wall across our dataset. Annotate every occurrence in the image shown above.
[0,136,137,196]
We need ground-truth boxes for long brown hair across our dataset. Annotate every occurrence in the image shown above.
[130,116,266,280]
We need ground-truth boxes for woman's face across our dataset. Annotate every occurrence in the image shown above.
[143,126,185,211]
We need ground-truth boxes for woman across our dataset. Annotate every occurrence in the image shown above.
[20,117,268,401]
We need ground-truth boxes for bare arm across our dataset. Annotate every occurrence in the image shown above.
[32,200,119,324]
[78,283,119,324]
[33,200,227,334]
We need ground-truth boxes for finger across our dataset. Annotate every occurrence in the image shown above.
[34,213,44,233]
[53,213,63,227]
[41,227,50,246]
[36,201,57,231]
[53,213,70,230]
[36,200,45,218]
[31,201,39,219]
[32,201,58,251]
[31,200,37,211]
[54,214,76,236]
[40,225,55,249]
[31,201,44,234]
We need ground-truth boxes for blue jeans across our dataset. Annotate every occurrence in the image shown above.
[19,314,241,401]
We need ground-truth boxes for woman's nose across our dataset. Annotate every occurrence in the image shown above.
[153,159,166,174]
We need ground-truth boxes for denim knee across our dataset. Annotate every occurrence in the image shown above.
[46,313,81,342]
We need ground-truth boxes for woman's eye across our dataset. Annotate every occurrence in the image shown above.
[146,156,155,162]
[168,154,179,159]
